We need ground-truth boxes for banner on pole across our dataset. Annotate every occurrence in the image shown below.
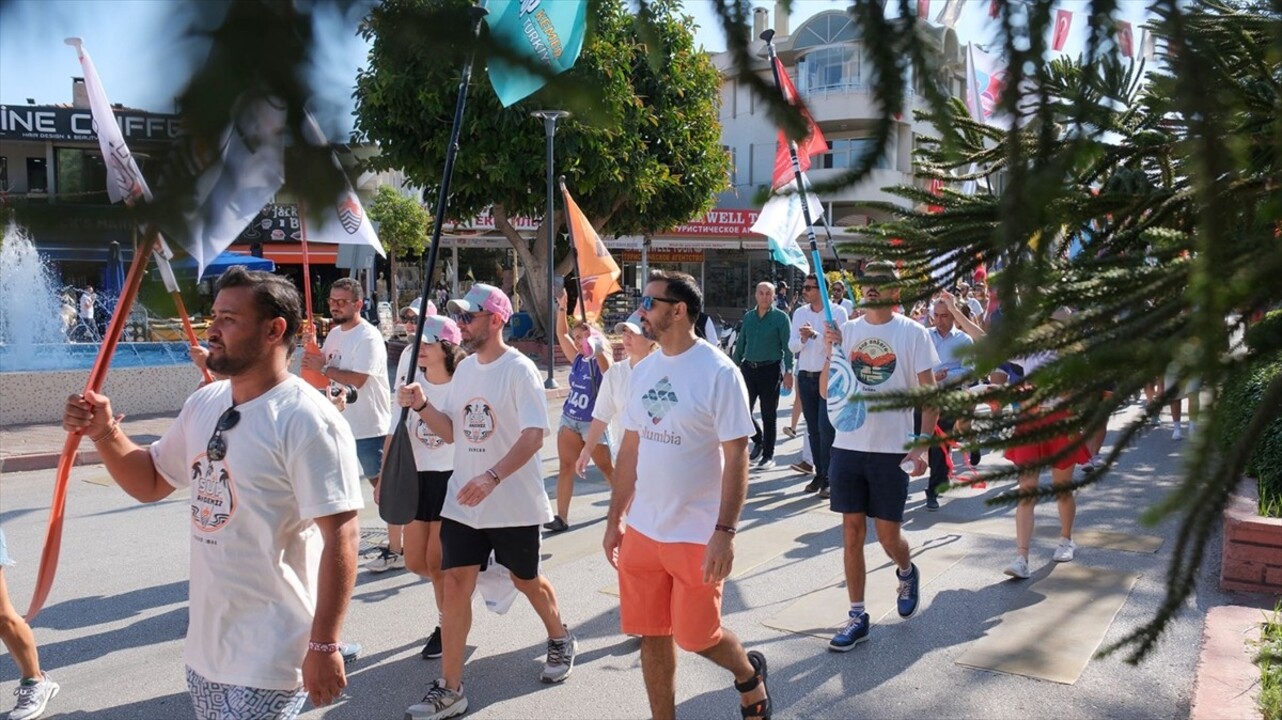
[298,113,385,256]
[1052,10,1073,52]
[750,179,823,275]
[770,57,828,190]
[966,45,1011,129]
[561,184,621,323]
[484,0,589,107]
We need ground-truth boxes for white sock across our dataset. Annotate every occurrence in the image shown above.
[850,602,866,617]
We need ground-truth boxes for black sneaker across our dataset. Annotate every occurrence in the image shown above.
[420,626,443,659]
[803,477,822,493]
[543,516,570,533]
[925,497,940,511]
[750,442,763,461]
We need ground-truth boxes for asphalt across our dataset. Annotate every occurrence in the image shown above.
[0,388,1274,719]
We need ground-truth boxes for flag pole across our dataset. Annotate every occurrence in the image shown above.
[762,30,833,327]
[297,199,329,390]
[558,176,590,329]
[25,226,162,620]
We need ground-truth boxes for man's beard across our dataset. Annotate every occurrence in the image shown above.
[331,309,354,324]
[206,340,263,376]
[462,324,489,352]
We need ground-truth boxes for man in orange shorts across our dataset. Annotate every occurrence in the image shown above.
[604,271,771,720]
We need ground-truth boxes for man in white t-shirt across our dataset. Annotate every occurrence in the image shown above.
[63,267,363,720]
[789,273,849,498]
[820,261,939,653]
[407,283,575,720]
[302,278,396,570]
[605,271,771,720]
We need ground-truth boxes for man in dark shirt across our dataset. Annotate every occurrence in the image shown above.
[732,282,793,471]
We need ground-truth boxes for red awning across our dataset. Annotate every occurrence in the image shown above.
[228,243,338,265]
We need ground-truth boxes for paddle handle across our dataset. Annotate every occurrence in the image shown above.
[168,290,213,383]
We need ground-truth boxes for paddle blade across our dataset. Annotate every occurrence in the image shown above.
[24,433,80,621]
[378,422,420,525]
[300,336,328,390]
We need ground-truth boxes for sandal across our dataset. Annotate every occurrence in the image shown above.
[734,650,772,719]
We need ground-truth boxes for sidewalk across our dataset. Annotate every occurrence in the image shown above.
[0,362,573,473]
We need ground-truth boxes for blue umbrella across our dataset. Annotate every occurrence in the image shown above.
[172,250,276,279]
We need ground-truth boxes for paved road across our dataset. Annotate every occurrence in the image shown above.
[0,397,1253,719]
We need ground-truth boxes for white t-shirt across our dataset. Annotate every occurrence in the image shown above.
[832,314,939,454]
[321,319,392,439]
[789,303,850,373]
[391,345,453,472]
[149,376,364,690]
[79,292,94,320]
[622,339,754,544]
[837,297,855,314]
[591,359,633,425]
[439,347,552,528]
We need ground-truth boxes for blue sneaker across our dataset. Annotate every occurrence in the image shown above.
[897,564,920,618]
[828,611,870,652]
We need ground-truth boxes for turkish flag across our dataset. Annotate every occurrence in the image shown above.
[1052,10,1072,52]
[917,0,930,20]
[989,0,1000,18]
[1118,21,1134,57]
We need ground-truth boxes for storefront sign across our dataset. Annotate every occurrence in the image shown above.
[0,105,179,143]
[621,249,705,263]
[668,209,759,237]
[450,209,541,232]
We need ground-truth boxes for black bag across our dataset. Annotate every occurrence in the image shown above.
[377,417,419,524]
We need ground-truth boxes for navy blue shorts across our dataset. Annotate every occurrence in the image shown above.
[355,435,386,480]
[828,448,910,522]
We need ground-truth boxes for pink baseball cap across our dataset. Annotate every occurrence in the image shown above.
[420,315,462,345]
[447,283,512,323]
[403,297,437,318]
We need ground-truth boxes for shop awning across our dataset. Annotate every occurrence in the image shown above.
[228,243,337,265]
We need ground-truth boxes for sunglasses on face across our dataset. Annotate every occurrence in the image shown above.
[206,406,241,462]
[803,284,819,290]
[639,295,679,311]
[454,311,491,325]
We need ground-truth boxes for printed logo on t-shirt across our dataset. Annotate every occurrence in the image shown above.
[850,338,897,387]
[415,418,445,449]
[640,377,679,424]
[190,456,236,533]
[462,398,497,444]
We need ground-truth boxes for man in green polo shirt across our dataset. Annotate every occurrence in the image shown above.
[733,281,794,471]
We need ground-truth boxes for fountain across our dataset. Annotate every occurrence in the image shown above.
[0,222,202,426]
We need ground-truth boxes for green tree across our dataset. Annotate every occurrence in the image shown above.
[353,0,728,332]
[368,184,432,308]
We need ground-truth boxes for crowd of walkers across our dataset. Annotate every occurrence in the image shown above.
[24,258,1189,720]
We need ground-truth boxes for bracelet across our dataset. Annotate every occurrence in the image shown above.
[485,468,501,484]
[307,641,341,654]
[413,400,428,412]
[714,524,737,536]
[90,420,119,444]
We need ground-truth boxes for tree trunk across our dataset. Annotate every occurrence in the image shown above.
[492,203,576,338]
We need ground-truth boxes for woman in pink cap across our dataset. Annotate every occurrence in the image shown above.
[390,315,466,660]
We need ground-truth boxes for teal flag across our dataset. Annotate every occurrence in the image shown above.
[485,0,589,107]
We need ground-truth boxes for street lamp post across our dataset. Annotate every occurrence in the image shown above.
[532,109,570,389]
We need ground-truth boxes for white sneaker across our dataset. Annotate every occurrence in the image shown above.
[1172,423,1183,441]
[1053,538,1077,562]
[363,547,405,573]
[1003,556,1030,579]
[406,679,468,720]
[10,674,59,720]
[540,628,578,683]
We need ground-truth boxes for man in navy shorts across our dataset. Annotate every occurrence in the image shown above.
[820,262,940,651]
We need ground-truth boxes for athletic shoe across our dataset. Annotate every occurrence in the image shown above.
[754,456,775,472]
[1053,538,1077,563]
[9,674,58,720]
[782,426,798,439]
[1004,555,1030,579]
[750,442,763,461]
[896,564,921,618]
[339,642,361,664]
[925,497,940,511]
[406,679,467,720]
[543,516,570,533]
[828,611,870,652]
[1172,423,1184,441]
[790,460,814,475]
[803,476,822,492]
[421,626,443,659]
[1081,455,1103,474]
[818,485,831,500]
[364,547,404,573]
[540,629,578,683]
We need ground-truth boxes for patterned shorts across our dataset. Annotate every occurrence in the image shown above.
[186,667,307,720]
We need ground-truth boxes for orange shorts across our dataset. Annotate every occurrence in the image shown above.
[617,528,724,652]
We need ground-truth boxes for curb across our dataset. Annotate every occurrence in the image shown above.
[1190,604,1266,720]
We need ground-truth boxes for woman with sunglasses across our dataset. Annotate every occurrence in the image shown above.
[573,310,656,480]
[391,315,466,661]
[546,288,614,533]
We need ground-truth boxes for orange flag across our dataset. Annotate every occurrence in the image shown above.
[560,182,622,324]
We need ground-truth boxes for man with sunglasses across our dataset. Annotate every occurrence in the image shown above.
[406,283,575,720]
[788,274,849,499]
[731,281,794,472]
[63,266,364,719]
[820,261,939,652]
[606,271,771,720]
[302,278,395,572]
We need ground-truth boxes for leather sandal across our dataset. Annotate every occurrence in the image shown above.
[735,650,772,720]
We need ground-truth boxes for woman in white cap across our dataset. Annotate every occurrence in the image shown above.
[574,310,656,479]
[389,315,466,660]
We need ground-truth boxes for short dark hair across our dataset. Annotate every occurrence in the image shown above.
[330,277,363,300]
[648,270,703,319]
[214,266,302,351]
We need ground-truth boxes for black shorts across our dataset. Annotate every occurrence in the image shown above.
[828,448,910,522]
[439,518,541,581]
[415,470,452,523]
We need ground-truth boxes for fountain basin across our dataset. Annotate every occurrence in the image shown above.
[1,362,203,426]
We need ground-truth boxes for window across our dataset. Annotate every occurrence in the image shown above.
[793,13,859,50]
[0,157,6,192]
[819,137,894,171]
[26,157,47,193]
[798,45,860,93]
[56,148,109,203]
[724,145,737,185]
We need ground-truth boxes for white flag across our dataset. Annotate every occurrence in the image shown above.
[297,113,385,256]
[966,44,1013,129]
[750,179,823,275]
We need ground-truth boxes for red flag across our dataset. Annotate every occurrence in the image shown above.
[926,178,945,214]
[561,182,622,324]
[1052,10,1072,52]
[771,57,828,190]
[1118,21,1134,57]
[989,0,1000,18]
[917,0,930,20]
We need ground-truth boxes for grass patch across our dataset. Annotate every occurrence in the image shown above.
[1260,602,1282,720]
[1261,479,1282,520]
